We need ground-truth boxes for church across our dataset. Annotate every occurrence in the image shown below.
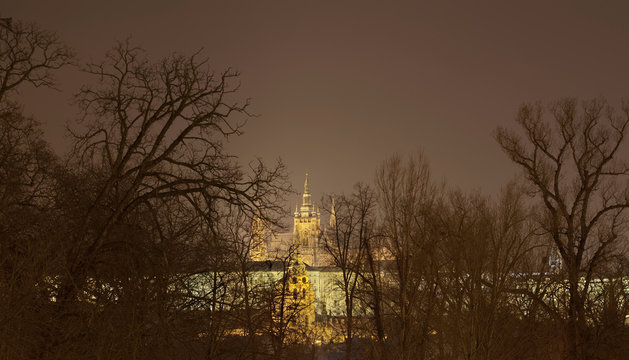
[250,173,346,319]
[267,172,332,267]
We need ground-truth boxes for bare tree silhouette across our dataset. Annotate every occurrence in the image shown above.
[496,98,629,360]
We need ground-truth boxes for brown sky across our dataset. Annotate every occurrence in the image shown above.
[5,0,629,207]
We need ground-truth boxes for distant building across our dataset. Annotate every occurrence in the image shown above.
[251,172,345,318]
[241,173,627,345]
[265,172,332,267]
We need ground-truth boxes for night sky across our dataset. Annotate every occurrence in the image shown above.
[5,1,629,207]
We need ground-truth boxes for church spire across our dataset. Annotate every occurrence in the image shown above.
[293,171,322,265]
[302,171,312,207]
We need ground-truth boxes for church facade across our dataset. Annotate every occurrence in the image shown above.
[251,173,345,318]
[269,172,331,267]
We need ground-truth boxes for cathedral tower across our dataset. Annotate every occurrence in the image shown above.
[293,172,322,265]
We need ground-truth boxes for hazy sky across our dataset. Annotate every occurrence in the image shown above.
[6,1,629,208]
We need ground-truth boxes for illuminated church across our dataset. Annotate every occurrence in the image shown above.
[264,172,332,267]
[250,173,344,319]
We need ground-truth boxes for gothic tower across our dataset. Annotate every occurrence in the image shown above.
[286,252,315,325]
[293,172,322,265]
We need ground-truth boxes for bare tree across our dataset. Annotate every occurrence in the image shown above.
[62,38,287,287]
[264,244,315,359]
[354,198,387,359]
[496,98,629,360]
[436,184,536,360]
[23,39,290,359]
[0,17,71,247]
[0,113,60,359]
[0,19,71,360]
[0,19,73,107]
[217,206,285,360]
[322,183,376,360]
[375,153,441,360]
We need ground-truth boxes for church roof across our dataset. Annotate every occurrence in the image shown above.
[245,260,355,272]
[248,260,316,272]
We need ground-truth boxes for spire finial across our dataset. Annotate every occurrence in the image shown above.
[301,171,313,207]
[304,170,310,194]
